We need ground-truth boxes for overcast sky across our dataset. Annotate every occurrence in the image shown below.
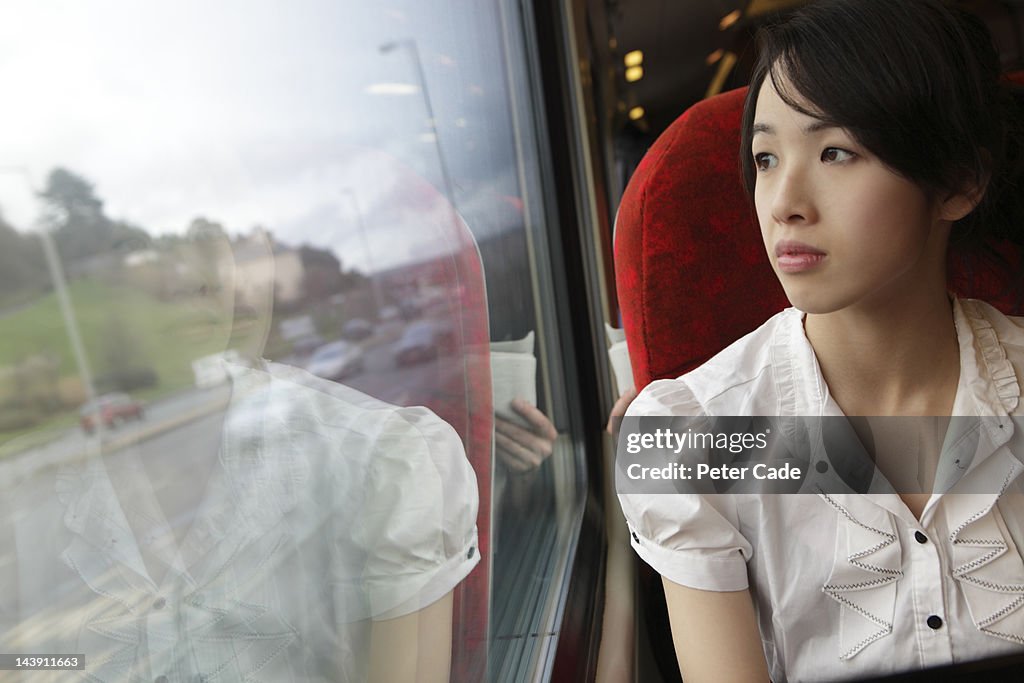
[0,0,521,272]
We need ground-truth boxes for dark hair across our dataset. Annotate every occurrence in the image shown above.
[739,0,1023,245]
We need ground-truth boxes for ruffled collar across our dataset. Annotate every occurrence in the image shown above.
[772,298,1021,418]
[770,308,838,418]
[956,299,1021,415]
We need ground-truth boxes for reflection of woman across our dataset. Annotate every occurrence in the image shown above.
[1,230,479,683]
[619,1,1024,681]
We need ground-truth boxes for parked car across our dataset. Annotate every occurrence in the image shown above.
[341,318,374,341]
[394,320,454,366]
[399,299,422,320]
[291,332,326,356]
[80,393,145,433]
[305,341,365,380]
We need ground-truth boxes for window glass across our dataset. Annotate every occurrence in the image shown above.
[0,1,584,680]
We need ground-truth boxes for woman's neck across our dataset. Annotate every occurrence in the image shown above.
[803,290,960,417]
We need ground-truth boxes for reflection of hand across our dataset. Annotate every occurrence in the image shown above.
[605,387,639,435]
[496,398,558,473]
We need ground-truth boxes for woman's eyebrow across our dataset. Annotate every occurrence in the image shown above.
[752,120,837,136]
[802,119,836,134]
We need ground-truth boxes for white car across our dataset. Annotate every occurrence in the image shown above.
[305,341,365,380]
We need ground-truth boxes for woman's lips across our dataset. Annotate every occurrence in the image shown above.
[775,240,826,273]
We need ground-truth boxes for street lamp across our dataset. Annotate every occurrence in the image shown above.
[0,166,101,438]
[378,39,459,210]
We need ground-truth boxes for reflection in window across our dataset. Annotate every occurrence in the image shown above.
[0,0,584,680]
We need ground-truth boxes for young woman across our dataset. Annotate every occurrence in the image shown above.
[619,1,1024,681]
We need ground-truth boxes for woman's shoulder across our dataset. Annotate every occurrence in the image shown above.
[627,308,800,417]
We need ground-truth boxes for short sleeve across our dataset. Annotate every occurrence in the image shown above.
[617,379,753,591]
[349,404,480,620]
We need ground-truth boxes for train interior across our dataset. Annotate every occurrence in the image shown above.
[2,0,1024,681]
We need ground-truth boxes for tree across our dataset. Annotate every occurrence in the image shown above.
[39,168,104,225]
[299,245,346,300]
[38,167,149,269]
[94,311,158,393]
[183,217,232,298]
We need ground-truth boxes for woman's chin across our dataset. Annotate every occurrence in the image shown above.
[779,286,849,316]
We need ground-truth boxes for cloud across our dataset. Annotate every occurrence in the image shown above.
[0,0,523,275]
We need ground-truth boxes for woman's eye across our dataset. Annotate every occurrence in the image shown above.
[754,152,778,172]
[821,147,855,163]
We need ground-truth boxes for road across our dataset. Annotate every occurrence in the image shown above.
[0,384,231,482]
[2,314,470,483]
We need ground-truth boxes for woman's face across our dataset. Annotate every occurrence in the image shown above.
[751,73,950,315]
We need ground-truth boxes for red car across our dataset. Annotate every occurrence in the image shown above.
[79,393,145,433]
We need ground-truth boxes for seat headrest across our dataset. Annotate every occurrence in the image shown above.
[615,87,789,389]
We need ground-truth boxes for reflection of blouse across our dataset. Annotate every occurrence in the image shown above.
[619,299,1024,682]
[3,361,479,682]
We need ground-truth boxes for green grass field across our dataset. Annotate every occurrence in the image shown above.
[0,279,236,391]
[0,277,258,443]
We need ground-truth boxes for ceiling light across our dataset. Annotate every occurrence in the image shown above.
[705,52,738,98]
[625,65,644,82]
[706,49,724,66]
[365,82,419,95]
[629,106,645,121]
[719,9,742,30]
[624,50,643,68]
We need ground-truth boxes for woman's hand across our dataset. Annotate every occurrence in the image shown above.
[495,399,558,473]
[606,387,639,435]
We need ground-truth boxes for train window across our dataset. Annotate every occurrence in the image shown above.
[0,1,587,681]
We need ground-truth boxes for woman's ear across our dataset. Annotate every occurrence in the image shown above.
[939,187,984,222]
[937,179,987,222]
[939,158,990,222]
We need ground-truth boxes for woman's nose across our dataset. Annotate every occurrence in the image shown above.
[770,167,818,225]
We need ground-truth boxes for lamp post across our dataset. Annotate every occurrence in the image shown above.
[378,38,473,336]
[0,166,100,437]
[378,39,459,211]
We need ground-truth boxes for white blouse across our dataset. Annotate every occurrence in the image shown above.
[619,298,1024,682]
[1,361,479,682]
